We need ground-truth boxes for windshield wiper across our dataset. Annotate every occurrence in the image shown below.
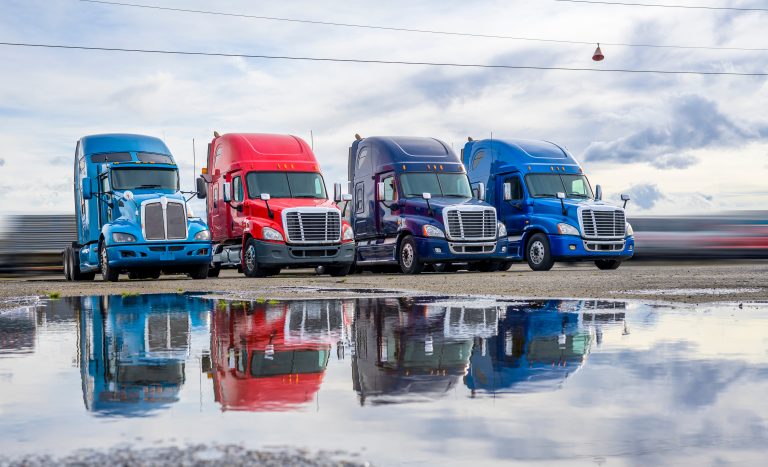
[136,184,162,188]
[294,195,323,198]
[443,194,470,198]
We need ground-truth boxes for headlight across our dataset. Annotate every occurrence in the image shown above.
[112,232,136,243]
[195,230,211,241]
[343,226,355,241]
[626,222,634,237]
[262,226,284,242]
[557,223,580,236]
[497,222,507,238]
[422,225,445,238]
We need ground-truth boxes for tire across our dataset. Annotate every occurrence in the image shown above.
[498,261,513,271]
[595,259,622,270]
[262,267,282,277]
[69,246,95,281]
[327,263,352,277]
[432,263,447,273]
[526,233,554,271]
[242,238,267,278]
[208,266,221,277]
[188,264,210,279]
[475,261,500,272]
[63,248,72,281]
[398,235,424,275]
[148,269,161,279]
[99,242,120,282]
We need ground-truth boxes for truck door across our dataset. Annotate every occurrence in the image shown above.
[209,178,225,241]
[498,173,528,256]
[98,172,113,227]
[376,172,399,237]
[229,172,245,238]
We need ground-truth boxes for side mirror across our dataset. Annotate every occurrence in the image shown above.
[342,193,353,202]
[333,182,342,202]
[376,181,385,201]
[556,192,567,215]
[81,177,92,200]
[422,192,432,200]
[503,183,512,201]
[196,177,208,199]
[260,193,271,201]
[621,193,630,209]
[222,181,231,202]
[595,184,603,201]
[477,182,486,202]
[556,192,566,200]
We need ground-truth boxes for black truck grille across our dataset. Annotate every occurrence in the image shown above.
[581,209,626,238]
[445,208,497,240]
[143,201,187,241]
[284,209,341,244]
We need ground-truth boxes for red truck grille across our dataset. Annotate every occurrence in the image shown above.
[283,208,341,244]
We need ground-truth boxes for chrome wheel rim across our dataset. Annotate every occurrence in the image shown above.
[64,251,70,278]
[402,243,414,269]
[100,246,108,271]
[530,240,545,264]
[245,245,257,272]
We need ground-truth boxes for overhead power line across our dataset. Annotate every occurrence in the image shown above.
[552,0,768,12]
[78,0,768,52]
[1,41,766,76]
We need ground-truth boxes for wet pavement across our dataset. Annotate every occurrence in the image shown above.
[1,294,767,465]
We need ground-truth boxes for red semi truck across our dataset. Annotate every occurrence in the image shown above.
[203,133,355,277]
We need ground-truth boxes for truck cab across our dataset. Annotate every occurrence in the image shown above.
[346,136,508,274]
[463,138,635,271]
[65,134,212,282]
[204,133,355,277]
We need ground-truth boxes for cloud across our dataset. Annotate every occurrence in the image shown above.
[623,183,666,210]
[583,95,768,169]
[0,158,5,166]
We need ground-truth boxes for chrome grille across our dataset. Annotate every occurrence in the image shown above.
[581,209,626,239]
[444,208,497,241]
[283,209,341,244]
[143,200,188,241]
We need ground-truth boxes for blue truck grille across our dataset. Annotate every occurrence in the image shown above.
[143,201,188,241]
[284,209,341,244]
[581,209,626,239]
[445,208,497,241]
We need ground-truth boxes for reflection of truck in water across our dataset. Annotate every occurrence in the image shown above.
[463,138,634,270]
[464,300,626,394]
[65,134,212,282]
[77,294,208,416]
[351,298,499,405]
[210,299,352,411]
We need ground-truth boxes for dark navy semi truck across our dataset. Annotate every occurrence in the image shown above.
[343,135,509,274]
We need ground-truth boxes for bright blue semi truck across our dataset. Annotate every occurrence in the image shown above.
[344,135,508,274]
[64,134,212,282]
[463,138,635,271]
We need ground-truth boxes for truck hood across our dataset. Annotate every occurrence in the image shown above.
[532,197,625,221]
[113,191,188,222]
[400,197,492,219]
[244,198,341,220]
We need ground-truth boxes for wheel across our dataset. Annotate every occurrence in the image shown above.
[99,242,120,282]
[207,265,221,277]
[262,267,282,277]
[498,261,513,271]
[315,266,326,275]
[595,259,622,270]
[242,238,267,278]
[188,263,210,279]
[398,235,424,275]
[526,233,554,271]
[148,269,161,279]
[432,263,447,273]
[69,246,95,281]
[327,263,352,277]
[475,261,500,272]
[63,249,72,281]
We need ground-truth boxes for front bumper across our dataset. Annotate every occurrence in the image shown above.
[549,234,635,261]
[414,237,509,263]
[252,240,355,267]
[105,241,212,268]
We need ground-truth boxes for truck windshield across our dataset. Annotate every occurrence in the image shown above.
[525,174,593,199]
[399,173,473,198]
[246,172,327,199]
[111,168,179,191]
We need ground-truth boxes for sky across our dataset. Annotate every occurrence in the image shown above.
[0,0,767,215]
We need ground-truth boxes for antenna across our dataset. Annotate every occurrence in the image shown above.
[310,130,314,150]
[192,138,196,188]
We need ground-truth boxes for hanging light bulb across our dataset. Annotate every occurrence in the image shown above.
[592,43,605,62]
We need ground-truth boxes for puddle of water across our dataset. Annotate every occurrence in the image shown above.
[1,294,767,465]
[615,287,763,296]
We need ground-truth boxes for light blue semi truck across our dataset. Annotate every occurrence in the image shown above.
[64,134,212,282]
[463,138,635,271]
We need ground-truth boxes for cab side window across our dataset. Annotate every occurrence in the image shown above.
[232,176,244,202]
[355,182,365,214]
[505,176,524,200]
[382,174,396,202]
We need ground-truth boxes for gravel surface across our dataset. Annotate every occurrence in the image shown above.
[1,262,767,305]
[0,444,367,467]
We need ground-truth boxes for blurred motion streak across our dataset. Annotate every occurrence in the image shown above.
[2,211,768,275]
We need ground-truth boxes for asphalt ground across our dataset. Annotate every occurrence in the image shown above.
[1,261,766,306]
